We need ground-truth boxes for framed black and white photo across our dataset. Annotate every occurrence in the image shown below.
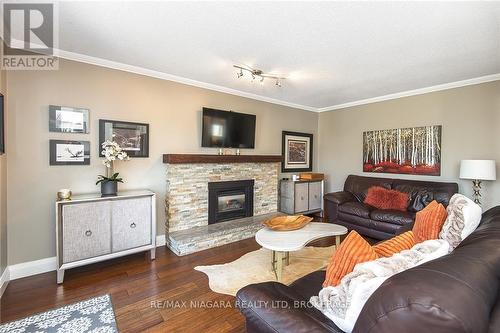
[50,140,90,165]
[49,105,90,133]
[0,94,4,155]
[282,131,313,173]
[99,119,149,157]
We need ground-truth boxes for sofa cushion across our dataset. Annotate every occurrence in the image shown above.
[373,231,415,257]
[323,230,378,287]
[364,186,409,211]
[344,175,393,202]
[392,179,458,209]
[338,202,371,218]
[412,201,447,243]
[370,209,414,225]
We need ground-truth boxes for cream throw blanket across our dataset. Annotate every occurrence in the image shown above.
[310,239,450,333]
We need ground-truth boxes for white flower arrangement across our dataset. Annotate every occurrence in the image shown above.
[101,140,130,168]
[97,139,131,185]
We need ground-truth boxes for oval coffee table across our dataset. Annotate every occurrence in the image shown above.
[255,222,348,282]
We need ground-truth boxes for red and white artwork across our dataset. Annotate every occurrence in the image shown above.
[363,125,442,176]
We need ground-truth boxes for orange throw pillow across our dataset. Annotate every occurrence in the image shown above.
[412,200,448,243]
[364,186,409,212]
[373,231,415,257]
[323,231,378,287]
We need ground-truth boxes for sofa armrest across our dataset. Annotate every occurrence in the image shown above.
[324,191,356,205]
[236,282,343,333]
[323,191,356,223]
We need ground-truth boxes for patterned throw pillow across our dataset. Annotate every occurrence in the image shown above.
[373,231,415,257]
[364,186,409,212]
[439,194,482,250]
[323,231,378,287]
[412,200,448,243]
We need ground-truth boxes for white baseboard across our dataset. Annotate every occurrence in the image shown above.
[156,234,166,247]
[0,267,9,298]
[6,235,167,281]
[9,257,57,280]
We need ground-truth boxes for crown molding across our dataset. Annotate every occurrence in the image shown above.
[318,73,500,112]
[54,48,319,112]
[10,39,499,113]
[55,49,500,113]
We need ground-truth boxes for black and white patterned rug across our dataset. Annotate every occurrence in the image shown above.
[0,294,118,333]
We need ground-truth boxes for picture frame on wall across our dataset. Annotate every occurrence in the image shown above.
[0,94,4,155]
[363,125,442,176]
[50,140,90,166]
[99,119,149,158]
[282,131,313,173]
[49,105,90,134]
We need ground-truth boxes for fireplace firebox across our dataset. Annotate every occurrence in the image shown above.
[208,180,254,224]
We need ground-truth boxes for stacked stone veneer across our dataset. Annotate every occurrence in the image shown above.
[165,162,279,233]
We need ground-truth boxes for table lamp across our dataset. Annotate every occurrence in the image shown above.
[460,160,496,205]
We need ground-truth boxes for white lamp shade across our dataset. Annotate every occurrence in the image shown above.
[460,160,497,181]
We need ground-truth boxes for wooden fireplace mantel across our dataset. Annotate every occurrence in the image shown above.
[163,154,283,164]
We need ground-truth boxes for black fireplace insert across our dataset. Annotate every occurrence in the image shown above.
[208,180,254,224]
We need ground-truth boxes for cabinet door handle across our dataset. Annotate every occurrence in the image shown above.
[130,222,137,229]
[314,195,318,199]
[301,196,304,201]
[85,230,92,237]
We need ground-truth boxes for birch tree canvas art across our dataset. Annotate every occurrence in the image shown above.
[363,125,442,176]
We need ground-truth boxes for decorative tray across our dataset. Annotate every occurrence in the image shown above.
[263,215,313,231]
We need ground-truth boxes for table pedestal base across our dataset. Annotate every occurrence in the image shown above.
[270,234,342,282]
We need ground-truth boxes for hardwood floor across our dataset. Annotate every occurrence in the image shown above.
[1,236,337,332]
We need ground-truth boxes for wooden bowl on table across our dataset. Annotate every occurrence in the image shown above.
[263,215,313,231]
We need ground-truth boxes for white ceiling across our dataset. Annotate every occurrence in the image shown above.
[25,2,500,111]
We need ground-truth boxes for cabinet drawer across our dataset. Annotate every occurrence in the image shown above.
[294,183,309,213]
[62,201,111,264]
[308,181,322,211]
[112,197,152,252]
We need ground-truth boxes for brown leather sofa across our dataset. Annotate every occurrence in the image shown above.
[236,206,500,333]
[324,175,458,240]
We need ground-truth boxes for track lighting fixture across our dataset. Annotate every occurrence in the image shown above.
[233,64,286,87]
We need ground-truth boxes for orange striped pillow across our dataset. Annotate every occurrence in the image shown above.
[373,231,415,257]
[323,231,378,287]
[412,200,448,243]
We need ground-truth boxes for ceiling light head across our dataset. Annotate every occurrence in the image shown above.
[233,64,285,87]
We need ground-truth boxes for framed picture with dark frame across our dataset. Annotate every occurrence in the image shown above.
[282,131,313,173]
[99,119,149,158]
[49,105,90,133]
[50,140,90,166]
[0,93,4,155]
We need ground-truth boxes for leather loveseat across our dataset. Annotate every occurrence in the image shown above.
[236,206,500,333]
[324,175,458,240]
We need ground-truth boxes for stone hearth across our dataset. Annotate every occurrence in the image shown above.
[165,159,280,255]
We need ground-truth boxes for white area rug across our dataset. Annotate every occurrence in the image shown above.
[195,245,335,296]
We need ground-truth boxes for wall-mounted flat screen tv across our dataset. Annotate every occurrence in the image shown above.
[201,108,256,148]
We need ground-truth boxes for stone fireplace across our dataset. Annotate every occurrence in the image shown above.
[163,154,282,255]
[208,180,254,224]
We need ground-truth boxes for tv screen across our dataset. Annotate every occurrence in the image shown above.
[202,108,256,148]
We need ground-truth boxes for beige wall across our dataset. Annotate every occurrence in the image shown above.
[0,47,7,276]
[318,81,500,210]
[6,59,319,265]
